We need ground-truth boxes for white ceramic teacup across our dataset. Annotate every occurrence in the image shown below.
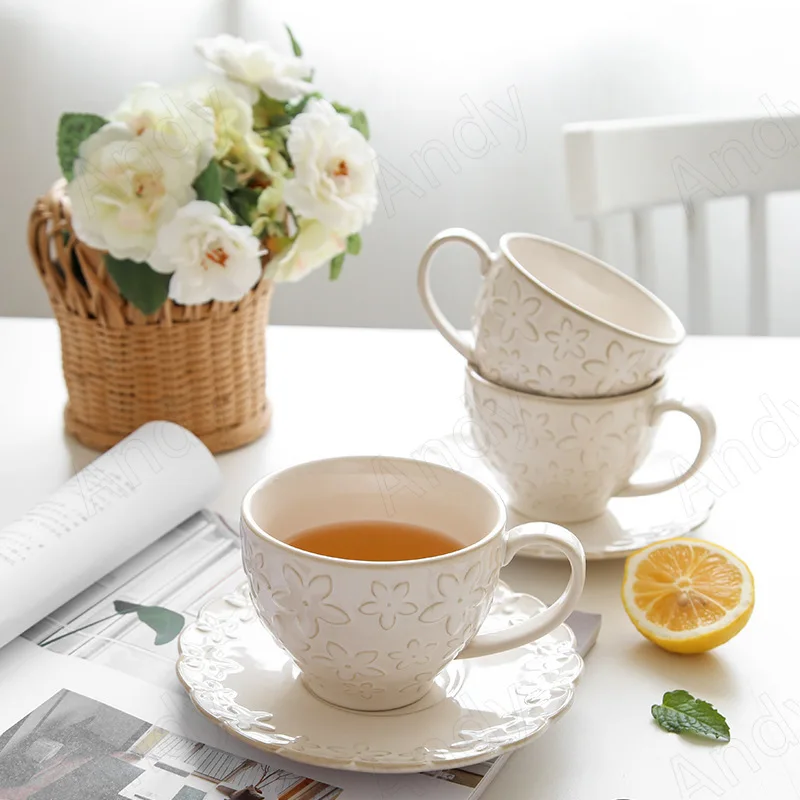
[418,229,685,397]
[240,456,586,712]
[464,366,716,523]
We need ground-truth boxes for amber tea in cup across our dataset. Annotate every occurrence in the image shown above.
[241,456,585,711]
[286,520,462,561]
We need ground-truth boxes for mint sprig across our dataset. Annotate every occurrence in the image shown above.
[652,690,730,742]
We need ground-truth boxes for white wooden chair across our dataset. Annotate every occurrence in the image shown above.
[563,110,800,334]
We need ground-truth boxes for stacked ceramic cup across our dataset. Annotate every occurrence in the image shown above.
[418,228,717,524]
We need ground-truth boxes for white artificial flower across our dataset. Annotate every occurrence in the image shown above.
[67,122,197,262]
[110,82,216,174]
[283,99,377,235]
[196,34,313,102]
[190,76,270,174]
[266,220,345,282]
[149,200,262,304]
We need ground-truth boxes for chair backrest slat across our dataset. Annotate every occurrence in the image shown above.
[686,203,710,334]
[564,113,800,334]
[748,194,768,336]
[632,209,655,291]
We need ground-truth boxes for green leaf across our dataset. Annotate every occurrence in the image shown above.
[329,253,345,280]
[346,233,362,255]
[651,690,730,742]
[113,601,185,646]
[105,255,171,315]
[349,110,370,140]
[220,165,240,191]
[226,187,261,226]
[285,24,303,57]
[254,96,290,128]
[193,160,223,204]
[286,92,323,119]
[331,103,370,139]
[57,113,108,181]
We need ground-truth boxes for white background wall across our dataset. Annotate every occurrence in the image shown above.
[3,0,800,333]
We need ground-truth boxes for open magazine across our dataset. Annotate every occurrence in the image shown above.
[0,422,599,800]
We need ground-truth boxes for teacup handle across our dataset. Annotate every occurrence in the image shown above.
[417,228,494,361]
[616,400,717,498]
[457,524,586,659]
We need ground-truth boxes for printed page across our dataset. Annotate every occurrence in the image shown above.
[0,421,221,649]
[0,641,479,800]
[20,511,505,796]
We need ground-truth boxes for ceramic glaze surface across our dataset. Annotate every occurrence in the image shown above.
[418,228,685,397]
[239,456,586,711]
[464,368,716,523]
[241,524,502,710]
[176,582,584,773]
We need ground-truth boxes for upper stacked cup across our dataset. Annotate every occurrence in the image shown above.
[417,228,685,397]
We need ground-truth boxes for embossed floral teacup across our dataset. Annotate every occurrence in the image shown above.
[464,366,716,523]
[418,229,685,397]
[240,456,585,712]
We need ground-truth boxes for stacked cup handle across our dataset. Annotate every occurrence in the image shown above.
[616,400,717,498]
[417,228,494,362]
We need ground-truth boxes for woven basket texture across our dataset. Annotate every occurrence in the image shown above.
[28,181,272,453]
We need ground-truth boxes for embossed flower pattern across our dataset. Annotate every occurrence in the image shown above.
[388,638,438,670]
[326,743,393,762]
[556,411,623,467]
[484,348,529,386]
[243,549,271,599]
[313,641,384,681]
[545,318,590,361]
[272,564,350,638]
[181,643,241,681]
[399,671,435,693]
[523,364,577,395]
[582,341,645,394]
[490,280,541,343]
[194,680,276,733]
[195,611,242,644]
[358,581,418,630]
[419,563,485,636]
[343,681,385,700]
[180,584,583,770]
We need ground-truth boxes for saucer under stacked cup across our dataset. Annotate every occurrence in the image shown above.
[418,228,718,559]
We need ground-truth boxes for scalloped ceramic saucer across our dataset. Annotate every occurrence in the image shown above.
[429,434,714,560]
[176,582,583,773]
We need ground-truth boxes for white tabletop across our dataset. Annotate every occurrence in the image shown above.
[2,318,799,798]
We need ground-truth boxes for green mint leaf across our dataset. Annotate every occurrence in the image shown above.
[652,690,730,742]
[285,24,303,57]
[193,160,223,204]
[329,252,345,280]
[346,233,362,255]
[105,255,170,315]
[57,113,108,181]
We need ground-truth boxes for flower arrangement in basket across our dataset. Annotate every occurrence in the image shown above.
[29,27,377,453]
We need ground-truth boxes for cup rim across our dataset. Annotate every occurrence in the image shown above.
[241,455,508,568]
[467,363,666,403]
[498,232,685,346]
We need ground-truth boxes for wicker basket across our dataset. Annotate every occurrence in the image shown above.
[28,181,273,453]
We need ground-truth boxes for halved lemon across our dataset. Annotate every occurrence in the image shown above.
[622,538,755,654]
